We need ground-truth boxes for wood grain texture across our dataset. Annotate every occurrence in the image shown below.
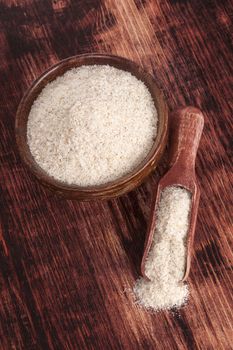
[0,0,232,349]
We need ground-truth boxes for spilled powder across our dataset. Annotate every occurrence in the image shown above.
[134,186,191,311]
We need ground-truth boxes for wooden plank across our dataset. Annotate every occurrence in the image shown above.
[0,0,232,349]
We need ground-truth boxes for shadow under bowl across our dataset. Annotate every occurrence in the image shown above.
[15,53,168,200]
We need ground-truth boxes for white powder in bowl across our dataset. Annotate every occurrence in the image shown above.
[27,65,157,186]
[134,186,191,311]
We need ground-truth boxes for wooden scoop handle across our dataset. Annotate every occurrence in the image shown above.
[169,106,204,171]
[141,106,204,281]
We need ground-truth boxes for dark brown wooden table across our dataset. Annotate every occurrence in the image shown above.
[0,1,232,349]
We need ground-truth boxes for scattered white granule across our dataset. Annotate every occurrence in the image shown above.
[134,186,191,311]
[27,65,157,186]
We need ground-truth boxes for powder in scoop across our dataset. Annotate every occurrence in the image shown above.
[134,186,191,311]
[27,65,157,186]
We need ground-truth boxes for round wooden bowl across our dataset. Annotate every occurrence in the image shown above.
[15,54,168,200]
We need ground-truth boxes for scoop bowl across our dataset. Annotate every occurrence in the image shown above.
[141,107,204,281]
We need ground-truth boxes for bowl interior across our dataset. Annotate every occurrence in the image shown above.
[15,54,168,200]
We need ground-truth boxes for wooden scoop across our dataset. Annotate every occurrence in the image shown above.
[141,106,204,281]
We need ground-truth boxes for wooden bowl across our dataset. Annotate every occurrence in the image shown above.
[15,54,168,200]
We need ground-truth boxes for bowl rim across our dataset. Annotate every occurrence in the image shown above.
[15,53,168,199]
